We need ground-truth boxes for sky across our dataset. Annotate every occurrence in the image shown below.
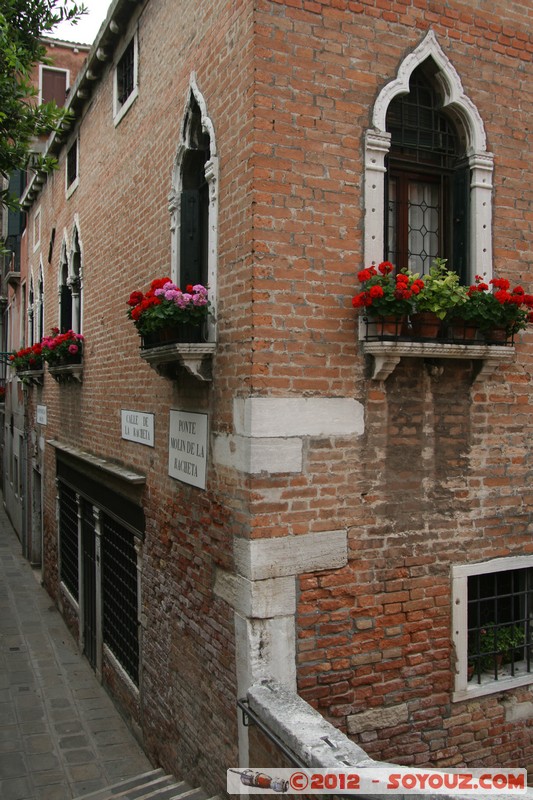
[51,0,111,45]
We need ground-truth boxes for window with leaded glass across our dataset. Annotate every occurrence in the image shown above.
[385,65,469,280]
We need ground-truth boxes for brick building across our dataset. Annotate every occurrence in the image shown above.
[2,37,89,555]
[5,0,533,793]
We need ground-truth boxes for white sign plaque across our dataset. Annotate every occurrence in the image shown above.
[36,405,47,425]
[168,410,208,489]
[121,410,155,447]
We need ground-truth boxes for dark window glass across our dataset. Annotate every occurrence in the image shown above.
[180,99,210,287]
[67,141,78,187]
[385,65,468,279]
[117,39,135,106]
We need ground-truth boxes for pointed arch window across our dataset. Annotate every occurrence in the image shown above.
[385,65,469,280]
[37,266,44,343]
[28,277,35,346]
[170,78,218,341]
[59,242,71,333]
[364,32,493,285]
[58,227,82,334]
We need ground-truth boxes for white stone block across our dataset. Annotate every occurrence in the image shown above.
[234,529,348,580]
[212,434,303,474]
[233,397,364,438]
[214,570,296,618]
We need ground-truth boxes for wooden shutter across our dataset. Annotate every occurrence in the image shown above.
[41,68,68,105]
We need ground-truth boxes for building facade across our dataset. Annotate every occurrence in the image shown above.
[6,0,533,793]
[1,38,89,559]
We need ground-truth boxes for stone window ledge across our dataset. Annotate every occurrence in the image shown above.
[140,342,216,382]
[362,341,515,381]
[16,369,45,385]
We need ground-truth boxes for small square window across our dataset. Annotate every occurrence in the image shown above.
[453,558,533,700]
[114,34,138,125]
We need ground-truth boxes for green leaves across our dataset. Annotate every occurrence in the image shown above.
[0,1,85,205]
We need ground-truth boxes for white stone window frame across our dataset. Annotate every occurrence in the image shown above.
[113,30,139,127]
[36,262,44,343]
[363,30,494,291]
[69,220,84,334]
[57,224,84,335]
[65,134,80,198]
[169,73,219,343]
[452,555,533,702]
[33,207,41,253]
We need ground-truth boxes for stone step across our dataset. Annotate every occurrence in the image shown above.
[72,769,211,800]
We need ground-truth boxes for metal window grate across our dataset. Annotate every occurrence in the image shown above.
[102,514,139,685]
[59,484,79,600]
[468,568,532,683]
[117,39,135,106]
[387,69,459,170]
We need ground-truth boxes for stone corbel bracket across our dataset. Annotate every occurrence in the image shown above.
[140,342,216,381]
[48,364,83,383]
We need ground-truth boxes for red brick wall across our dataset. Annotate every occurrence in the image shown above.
[249,0,533,775]
[25,0,533,790]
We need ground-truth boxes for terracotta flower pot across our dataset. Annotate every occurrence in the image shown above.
[411,311,441,339]
[374,315,404,338]
[448,319,479,342]
[142,323,204,348]
[485,327,508,344]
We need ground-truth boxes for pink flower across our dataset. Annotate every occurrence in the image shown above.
[68,344,79,355]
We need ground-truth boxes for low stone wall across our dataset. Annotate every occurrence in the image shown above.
[247,680,533,800]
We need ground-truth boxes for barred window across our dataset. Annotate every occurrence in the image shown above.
[59,484,79,601]
[102,514,139,685]
[117,40,134,105]
[468,569,532,683]
[114,35,138,124]
[452,558,533,700]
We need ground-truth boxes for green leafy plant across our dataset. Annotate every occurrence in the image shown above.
[414,258,469,320]
[470,622,525,672]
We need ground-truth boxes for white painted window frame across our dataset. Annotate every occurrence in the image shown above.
[363,30,494,284]
[113,30,139,126]
[452,555,533,702]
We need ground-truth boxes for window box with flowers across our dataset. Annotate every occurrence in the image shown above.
[353,261,532,380]
[42,328,84,382]
[9,343,45,384]
[127,278,215,381]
